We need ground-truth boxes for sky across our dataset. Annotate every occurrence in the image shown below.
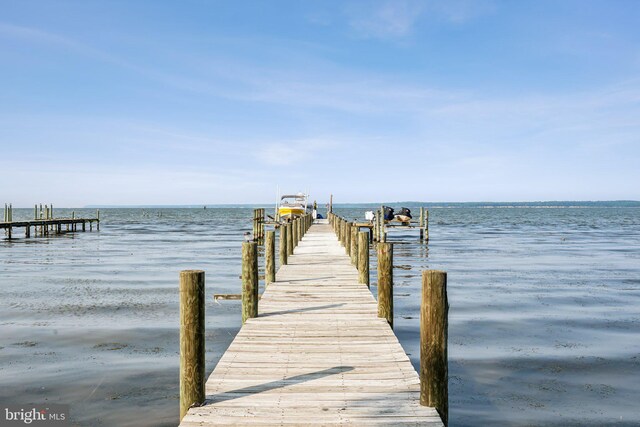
[1,0,639,206]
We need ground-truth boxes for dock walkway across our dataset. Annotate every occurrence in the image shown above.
[180,219,443,426]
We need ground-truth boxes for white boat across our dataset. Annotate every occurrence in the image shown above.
[277,192,308,221]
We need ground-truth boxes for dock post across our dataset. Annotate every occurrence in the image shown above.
[350,224,358,266]
[424,209,429,242]
[279,225,288,266]
[292,219,299,248]
[260,209,265,242]
[3,203,6,222]
[242,241,259,324]
[421,270,448,426]
[34,204,37,220]
[286,223,294,256]
[358,231,369,288]
[329,194,333,214]
[252,209,257,241]
[265,230,275,286]
[96,209,100,231]
[345,222,352,256]
[377,242,393,329]
[179,269,205,422]
[419,207,424,241]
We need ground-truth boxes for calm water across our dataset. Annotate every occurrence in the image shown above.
[1,206,639,426]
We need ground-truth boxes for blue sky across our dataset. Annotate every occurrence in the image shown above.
[1,0,639,206]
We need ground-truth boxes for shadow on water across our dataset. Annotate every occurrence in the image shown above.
[206,366,354,404]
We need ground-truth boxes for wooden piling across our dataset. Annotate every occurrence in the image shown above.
[286,223,294,256]
[292,219,299,248]
[265,230,275,286]
[252,209,257,241]
[279,225,288,266]
[350,224,358,266]
[424,209,429,241]
[358,231,369,288]
[420,270,448,425]
[260,209,265,242]
[345,222,352,256]
[179,269,206,421]
[241,242,259,324]
[377,242,393,328]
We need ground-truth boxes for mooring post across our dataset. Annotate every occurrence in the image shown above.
[179,269,205,422]
[252,209,257,241]
[425,209,429,241]
[345,222,352,256]
[279,225,288,266]
[350,224,358,266]
[96,209,100,231]
[34,204,37,220]
[419,207,425,241]
[358,231,369,288]
[421,270,448,426]
[265,230,275,286]
[241,241,259,324]
[377,242,393,328]
[292,219,299,248]
[286,223,294,256]
[260,209,265,242]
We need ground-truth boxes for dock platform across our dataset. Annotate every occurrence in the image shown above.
[180,219,443,426]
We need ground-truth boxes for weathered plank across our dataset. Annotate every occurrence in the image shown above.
[180,219,443,426]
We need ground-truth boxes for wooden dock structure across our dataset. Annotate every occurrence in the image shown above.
[1,204,100,240]
[179,216,445,426]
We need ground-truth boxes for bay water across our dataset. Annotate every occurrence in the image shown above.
[1,206,639,426]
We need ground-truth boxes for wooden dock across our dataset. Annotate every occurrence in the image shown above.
[179,219,443,426]
[1,218,100,239]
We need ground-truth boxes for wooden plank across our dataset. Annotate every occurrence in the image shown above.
[179,220,443,426]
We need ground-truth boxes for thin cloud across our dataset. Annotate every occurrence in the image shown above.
[346,0,426,39]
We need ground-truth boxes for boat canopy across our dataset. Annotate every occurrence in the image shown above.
[281,193,306,200]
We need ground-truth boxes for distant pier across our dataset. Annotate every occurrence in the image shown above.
[1,204,100,240]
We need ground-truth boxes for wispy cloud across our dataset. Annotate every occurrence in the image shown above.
[342,0,493,40]
[345,0,426,39]
[257,139,336,166]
